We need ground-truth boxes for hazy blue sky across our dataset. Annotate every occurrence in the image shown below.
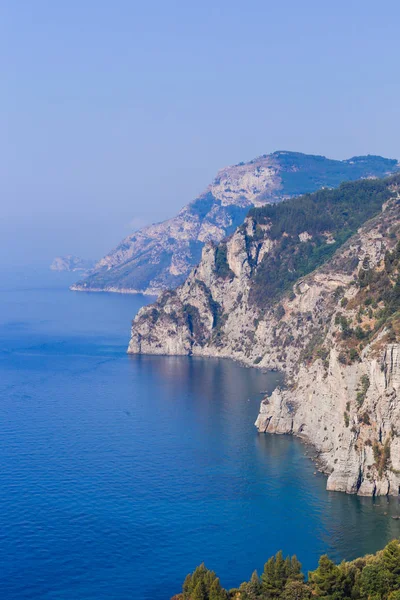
[2,0,400,265]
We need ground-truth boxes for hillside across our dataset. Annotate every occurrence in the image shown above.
[72,152,398,295]
[128,174,400,496]
[50,255,94,273]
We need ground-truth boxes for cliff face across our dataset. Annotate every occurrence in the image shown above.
[255,344,400,496]
[72,152,398,295]
[128,174,400,495]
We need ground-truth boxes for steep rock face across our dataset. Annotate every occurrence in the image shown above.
[73,152,398,294]
[255,344,400,496]
[128,175,400,495]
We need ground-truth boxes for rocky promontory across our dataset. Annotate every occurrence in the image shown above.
[128,174,400,496]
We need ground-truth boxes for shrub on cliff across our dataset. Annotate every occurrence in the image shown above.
[214,244,234,280]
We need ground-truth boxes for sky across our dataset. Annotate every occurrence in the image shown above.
[2,0,400,266]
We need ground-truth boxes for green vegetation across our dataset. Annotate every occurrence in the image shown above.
[214,244,235,280]
[335,238,400,353]
[356,376,370,407]
[246,175,399,307]
[180,563,228,600]
[175,540,400,600]
[275,151,399,196]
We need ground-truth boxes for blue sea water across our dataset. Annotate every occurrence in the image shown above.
[1,267,400,600]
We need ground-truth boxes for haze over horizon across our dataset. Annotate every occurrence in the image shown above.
[2,0,400,266]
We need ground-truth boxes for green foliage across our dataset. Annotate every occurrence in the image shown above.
[356,376,370,408]
[182,563,228,600]
[247,176,399,307]
[178,540,400,600]
[275,152,399,196]
[239,571,263,600]
[351,240,400,345]
[261,551,303,598]
[349,348,359,362]
[214,244,234,280]
[308,555,343,597]
[335,313,353,338]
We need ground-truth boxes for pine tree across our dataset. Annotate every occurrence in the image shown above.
[281,580,311,600]
[383,540,400,579]
[209,577,228,600]
[274,551,286,590]
[360,561,392,599]
[308,554,341,597]
[262,555,280,597]
[183,573,192,599]
[289,556,303,582]
[192,580,207,600]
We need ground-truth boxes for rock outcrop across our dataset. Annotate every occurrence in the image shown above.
[73,152,399,295]
[128,174,400,495]
[50,255,94,273]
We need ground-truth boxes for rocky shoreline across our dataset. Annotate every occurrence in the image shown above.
[127,176,400,496]
[70,284,158,296]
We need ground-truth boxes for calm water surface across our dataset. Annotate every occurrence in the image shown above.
[1,267,400,600]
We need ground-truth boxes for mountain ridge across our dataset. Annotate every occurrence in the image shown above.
[71,151,399,295]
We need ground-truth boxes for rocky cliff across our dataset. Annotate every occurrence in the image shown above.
[128,174,400,496]
[72,152,398,295]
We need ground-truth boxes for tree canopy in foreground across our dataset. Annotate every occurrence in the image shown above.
[172,539,400,600]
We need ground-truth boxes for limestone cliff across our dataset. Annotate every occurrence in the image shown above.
[128,174,400,495]
[72,152,398,295]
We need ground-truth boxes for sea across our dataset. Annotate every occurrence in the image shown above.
[1,267,400,599]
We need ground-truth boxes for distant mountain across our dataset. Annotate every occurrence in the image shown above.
[50,255,95,273]
[72,151,399,295]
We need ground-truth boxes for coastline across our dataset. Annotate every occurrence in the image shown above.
[70,284,160,296]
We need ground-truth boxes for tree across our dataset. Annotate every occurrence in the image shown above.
[288,556,303,582]
[183,574,192,599]
[308,555,342,597]
[262,551,303,598]
[238,571,263,600]
[262,555,280,597]
[192,580,207,600]
[281,580,311,600]
[382,541,400,579]
[360,562,392,599]
[209,578,228,600]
